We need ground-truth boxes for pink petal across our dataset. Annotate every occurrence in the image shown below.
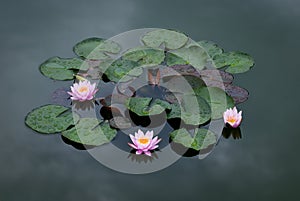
[136,150,143,155]
[145,130,153,139]
[128,143,137,149]
[144,151,151,157]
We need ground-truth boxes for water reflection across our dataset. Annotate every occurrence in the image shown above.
[222,126,242,139]
[127,151,159,163]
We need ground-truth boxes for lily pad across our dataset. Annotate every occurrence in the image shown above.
[142,29,189,50]
[162,75,206,94]
[39,57,89,80]
[224,84,249,104]
[160,64,197,77]
[104,59,141,82]
[197,40,223,58]
[122,47,165,66]
[170,128,217,151]
[168,46,209,70]
[214,51,254,73]
[192,87,234,119]
[73,37,121,59]
[167,95,211,125]
[126,97,171,116]
[109,116,132,129]
[62,118,117,146]
[25,105,78,134]
[199,69,234,85]
[166,52,189,66]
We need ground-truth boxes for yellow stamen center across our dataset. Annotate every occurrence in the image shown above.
[227,117,237,124]
[138,138,149,144]
[78,86,88,93]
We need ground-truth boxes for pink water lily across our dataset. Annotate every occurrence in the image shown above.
[223,107,242,128]
[128,129,161,156]
[67,80,98,102]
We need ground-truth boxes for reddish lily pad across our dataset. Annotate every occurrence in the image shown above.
[224,84,249,104]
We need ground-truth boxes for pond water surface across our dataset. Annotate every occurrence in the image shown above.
[1,0,300,200]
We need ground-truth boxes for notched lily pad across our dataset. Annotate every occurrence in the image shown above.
[62,118,117,146]
[224,84,249,104]
[40,57,88,80]
[170,128,217,151]
[162,75,206,94]
[109,116,132,129]
[168,46,209,70]
[214,51,254,73]
[142,29,189,50]
[167,95,211,125]
[122,46,165,66]
[73,37,121,59]
[192,87,234,119]
[25,105,78,134]
[199,69,234,85]
[166,52,189,66]
[197,40,223,58]
[126,97,171,116]
[104,59,141,82]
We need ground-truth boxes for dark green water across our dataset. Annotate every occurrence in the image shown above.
[1,0,299,200]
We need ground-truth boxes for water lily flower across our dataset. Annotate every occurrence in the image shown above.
[67,80,98,102]
[223,107,242,128]
[128,129,161,156]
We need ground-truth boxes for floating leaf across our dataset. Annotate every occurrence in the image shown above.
[73,37,121,59]
[100,94,129,107]
[167,95,211,125]
[25,105,78,134]
[170,128,217,151]
[126,97,171,116]
[224,84,249,104]
[162,75,206,94]
[109,116,132,129]
[166,52,188,66]
[39,57,89,80]
[161,64,200,77]
[192,87,234,119]
[104,59,141,82]
[168,46,209,70]
[197,40,223,58]
[142,29,189,50]
[214,51,254,73]
[199,69,233,85]
[122,47,165,66]
[62,118,117,146]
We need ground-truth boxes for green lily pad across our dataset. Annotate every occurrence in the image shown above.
[25,105,78,134]
[122,47,165,66]
[168,46,209,70]
[39,57,89,80]
[197,40,223,58]
[62,118,117,146]
[214,51,254,73]
[126,97,171,116]
[104,59,141,82]
[167,95,211,125]
[162,75,206,94]
[73,37,121,59]
[192,87,234,119]
[142,29,189,50]
[166,52,189,66]
[170,128,217,151]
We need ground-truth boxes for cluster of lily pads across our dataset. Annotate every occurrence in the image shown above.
[25,29,254,157]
